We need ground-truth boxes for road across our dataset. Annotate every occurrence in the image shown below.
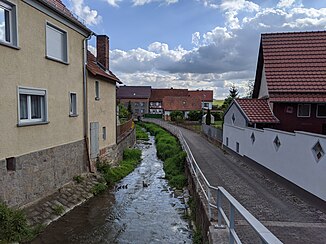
[178,126,326,243]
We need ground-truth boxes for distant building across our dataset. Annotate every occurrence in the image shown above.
[189,90,214,110]
[163,96,202,121]
[117,86,152,118]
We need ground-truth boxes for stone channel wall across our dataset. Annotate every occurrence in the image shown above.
[0,140,88,208]
[99,128,136,166]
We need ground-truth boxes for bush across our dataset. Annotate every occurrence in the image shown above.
[212,111,222,121]
[187,110,203,121]
[143,114,162,119]
[140,122,187,189]
[170,111,183,122]
[0,203,37,242]
[135,124,149,141]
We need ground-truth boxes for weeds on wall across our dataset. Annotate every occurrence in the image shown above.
[0,203,43,243]
[96,148,142,187]
[139,122,187,189]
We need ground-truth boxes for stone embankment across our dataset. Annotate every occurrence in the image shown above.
[23,173,101,227]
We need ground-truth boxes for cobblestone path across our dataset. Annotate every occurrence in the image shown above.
[179,126,326,244]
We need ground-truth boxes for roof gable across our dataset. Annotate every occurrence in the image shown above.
[254,31,326,102]
[163,96,202,111]
[117,86,152,99]
[150,88,188,101]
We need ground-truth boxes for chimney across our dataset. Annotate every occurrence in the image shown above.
[97,35,109,71]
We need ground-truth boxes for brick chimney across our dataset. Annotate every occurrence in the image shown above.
[97,35,109,71]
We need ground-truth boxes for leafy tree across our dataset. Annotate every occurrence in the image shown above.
[187,110,203,121]
[118,103,130,119]
[170,111,183,122]
[221,85,239,111]
[206,109,211,125]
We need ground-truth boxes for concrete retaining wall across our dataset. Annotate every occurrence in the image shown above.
[0,140,88,207]
[202,124,223,142]
[223,124,326,201]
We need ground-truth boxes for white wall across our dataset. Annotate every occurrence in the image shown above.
[224,103,247,128]
[202,102,213,110]
[223,124,326,201]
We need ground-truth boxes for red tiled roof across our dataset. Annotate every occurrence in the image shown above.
[189,90,213,102]
[87,51,121,83]
[235,99,279,124]
[117,86,151,99]
[44,0,74,19]
[269,93,326,103]
[163,96,202,111]
[261,31,326,94]
[150,88,188,101]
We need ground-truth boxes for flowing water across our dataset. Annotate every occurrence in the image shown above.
[32,135,192,244]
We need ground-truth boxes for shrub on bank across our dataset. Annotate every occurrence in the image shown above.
[135,124,149,141]
[97,148,142,186]
[140,122,187,189]
[0,203,41,243]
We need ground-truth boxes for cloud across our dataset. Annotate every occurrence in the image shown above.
[132,0,178,6]
[105,0,123,7]
[111,2,326,99]
[277,0,296,8]
[70,0,102,25]
[0,22,4,41]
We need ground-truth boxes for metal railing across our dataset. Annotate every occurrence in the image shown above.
[144,119,282,244]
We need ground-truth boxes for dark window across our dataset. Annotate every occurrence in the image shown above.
[236,142,239,153]
[6,157,16,171]
[297,104,311,117]
[317,104,326,117]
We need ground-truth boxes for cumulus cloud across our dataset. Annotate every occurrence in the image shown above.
[132,0,178,6]
[277,0,296,8]
[70,0,102,25]
[105,0,123,7]
[110,1,326,98]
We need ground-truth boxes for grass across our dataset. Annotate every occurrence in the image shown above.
[91,183,108,196]
[212,120,223,129]
[73,175,84,184]
[135,123,149,141]
[0,203,43,243]
[97,148,142,187]
[52,205,65,216]
[213,99,224,107]
[139,122,187,189]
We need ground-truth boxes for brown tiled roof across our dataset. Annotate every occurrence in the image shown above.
[150,88,188,101]
[269,93,326,103]
[235,99,279,124]
[254,31,326,100]
[87,51,121,83]
[163,96,202,111]
[189,90,213,101]
[117,86,152,99]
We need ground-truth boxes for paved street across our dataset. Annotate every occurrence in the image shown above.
[178,126,326,243]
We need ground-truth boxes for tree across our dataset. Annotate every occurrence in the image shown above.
[187,110,203,121]
[170,111,183,122]
[221,85,239,111]
[206,109,211,125]
[118,103,130,120]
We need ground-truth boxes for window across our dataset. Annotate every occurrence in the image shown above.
[317,104,326,118]
[140,109,144,114]
[95,81,100,100]
[0,1,17,46]
[140,102,144,107]
[297,104,311,117]
[204,102,209,108]
[102,127,106,140]
[18,87,47,125]
[69,92,77,116]
[46,23,68,62]
[236,142,239,153]
[226,137,229,146]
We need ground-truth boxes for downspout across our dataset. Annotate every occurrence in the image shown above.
[83,33,93,171]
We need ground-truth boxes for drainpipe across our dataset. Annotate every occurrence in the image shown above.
[83,32,94,171]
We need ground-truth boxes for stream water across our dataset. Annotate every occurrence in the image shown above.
[31,135,192,244]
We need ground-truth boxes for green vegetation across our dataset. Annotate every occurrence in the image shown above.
[0,203,43,243]
[52,205,65,216]
[213,100,224,107]
[187,197,204,244]
[118,103,131,123]
[140,122,187,189]
[187,110,203,121]
[73,175,84,184]
[136,123,149,141]
[212,120,223,129]
[97,148,142,186]
[91,183,108,196]
[170,111,184,123]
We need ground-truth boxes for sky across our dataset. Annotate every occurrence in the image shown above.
[62,0,326,99]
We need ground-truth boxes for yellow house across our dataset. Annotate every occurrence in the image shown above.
[86,35,122,169]
[0,0,92,207]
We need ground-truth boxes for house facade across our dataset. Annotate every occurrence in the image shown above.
[189,90,213,110]
[0,0,92,207]
[163,96,202,121]
[86,35,121,168]
[117,86,151,118]
[252,31,326,135]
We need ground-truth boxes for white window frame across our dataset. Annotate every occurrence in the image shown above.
[316,104,326,118]
[17,86,48,126]
[95,81,100,100]
[297,104,311,118]
[0,0,18,47]
[69,92,78,116]
[45,22,68,63]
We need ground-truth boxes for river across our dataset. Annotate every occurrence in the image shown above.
[31,134,192,244]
